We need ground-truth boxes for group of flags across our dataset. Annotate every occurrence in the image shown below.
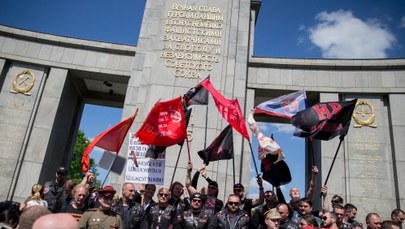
[81,76,358,187]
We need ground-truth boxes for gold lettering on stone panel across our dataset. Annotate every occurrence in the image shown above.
[352,100,377,128]
[10,69,35,96]
[161,3,224,79]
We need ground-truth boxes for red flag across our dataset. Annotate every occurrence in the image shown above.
[200,78,249,140]
[135,96,187,146]
[81,109,138,173]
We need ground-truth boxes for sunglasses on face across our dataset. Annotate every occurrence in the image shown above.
[57,172,65,176]
[158,193,170,197]
[228,201,240,206]
[234,189,243,192]
[192,199,202,203]
[208,186,217,189]
[322,216,329,220]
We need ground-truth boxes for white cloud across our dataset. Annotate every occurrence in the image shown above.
[401,16,405,28]
[272,123,296,135]
[308,10,396,58]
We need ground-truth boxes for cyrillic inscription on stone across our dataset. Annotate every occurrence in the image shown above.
[161,3,223,79]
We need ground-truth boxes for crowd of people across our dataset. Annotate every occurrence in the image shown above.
[0,164,404,229]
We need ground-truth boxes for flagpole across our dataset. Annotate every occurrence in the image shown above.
[170,142,184,188]
[232,153,236,185]
[186,136,191,162]
[102,151,116,187]
[323,135,345,186]
[309,138,315,165]
[248,141,260,177]
[204,106,209,149]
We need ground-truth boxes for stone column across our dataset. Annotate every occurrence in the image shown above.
[112,0,252,199]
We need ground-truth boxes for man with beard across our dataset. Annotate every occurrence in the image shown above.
[333,204,352,229]
[209,194,250,228]
[62,185,89,221]
[141,187,176,229]
[252,190,279,228]
[343,204,358,228]
[79,186,123,229]
[113,183,144,229]
[186,162,223,215]
[321,212,339,229]
[297,198,321,226]
[43,167,68,213]
[233,180,264,218]
[169,181,189,213]
[174,193,211,228]
[391,209,404,227]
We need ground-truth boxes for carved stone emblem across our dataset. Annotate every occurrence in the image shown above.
[353,100,377,128]
[10,69,35,96]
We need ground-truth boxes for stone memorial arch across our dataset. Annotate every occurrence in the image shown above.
[0,0,404,221]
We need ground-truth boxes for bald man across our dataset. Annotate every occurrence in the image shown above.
[18,205,51,229]
[32,213,78,229]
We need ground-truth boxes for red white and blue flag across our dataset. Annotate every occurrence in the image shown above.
[254,90,307,120]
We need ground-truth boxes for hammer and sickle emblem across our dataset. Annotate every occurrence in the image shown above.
[352,100,377,128]
[10,69,35,96]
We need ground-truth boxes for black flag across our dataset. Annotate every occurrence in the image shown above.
[261,158,292,187]
[183,77,209,107]
[198,125,233,165]
[291,99,357,140]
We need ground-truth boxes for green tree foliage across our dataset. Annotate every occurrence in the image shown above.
[68,129,101,187]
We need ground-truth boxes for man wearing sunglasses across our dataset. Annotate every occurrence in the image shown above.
[209,194,250,228]
[321,212,339,229]
[233,179,264,219]
[185,162,223,215]
[141,187,176,228]
[173,193,211,228]
[43,166,68,213]
[79,185,123,229]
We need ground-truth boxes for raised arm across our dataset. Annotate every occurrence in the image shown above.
[251,177,264,207]
[306,165,318,199]
[185,161,197,195]
[321,185,330,213]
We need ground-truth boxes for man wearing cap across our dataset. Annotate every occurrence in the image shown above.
[141,187,176,229]
[265,208,282,229]
[233,178,264,219]
[186,162,223,215]
[79,186,123,229]
[173,193,211,229]
[112,182,144,229]
[43,166,68,213]
[208,194,250,229]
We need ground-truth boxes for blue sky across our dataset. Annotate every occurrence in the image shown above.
[1,0,404,199]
